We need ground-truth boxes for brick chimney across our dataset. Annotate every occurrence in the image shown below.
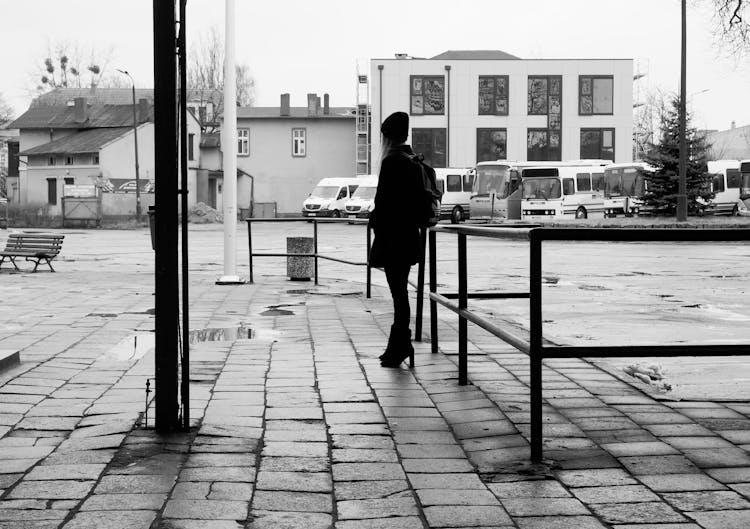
[307,93,319,116]
[74,97,88,123]
[323,94,329,115]
[280,93,290,116]
[138,98,150,123]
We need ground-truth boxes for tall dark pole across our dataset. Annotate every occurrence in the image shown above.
[677,0,688,221]
[116,69,142,222]
[178,0,190,431]
[153,0,179,433]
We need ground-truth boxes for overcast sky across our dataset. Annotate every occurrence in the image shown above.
[1,0,748,131]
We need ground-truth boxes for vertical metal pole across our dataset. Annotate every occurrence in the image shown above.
[153,0,179,433]
[366,225,371,299]
[529,231,543,462]
[131,82,141,222]
[414,228,426,342]
[429,229,438,355]
[676,0,688,222]
[247,220,253,283]
[313,220,319,285]
[444,65,450,168]
[458,232,467,385]
[178,0,190,432]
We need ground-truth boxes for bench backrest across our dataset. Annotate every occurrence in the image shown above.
[3,234,65,256]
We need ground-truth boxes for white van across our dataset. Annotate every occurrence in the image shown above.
[302,177,361,218]
[434,168,474,223]
[520,165,607,220]
[705,160,742,215]
[345,176,378,219]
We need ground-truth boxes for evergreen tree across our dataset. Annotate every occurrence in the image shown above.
[642,95,713,215]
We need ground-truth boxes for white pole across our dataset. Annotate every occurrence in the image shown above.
[218,0,241,283]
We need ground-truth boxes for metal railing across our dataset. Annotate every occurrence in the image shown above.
[246,217,373,297]
[421,225,750,462]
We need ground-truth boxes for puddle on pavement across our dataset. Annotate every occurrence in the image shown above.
[102,333,155,362]
[261,308,295,316]
[87,313,119,318]
[189,325,254,343]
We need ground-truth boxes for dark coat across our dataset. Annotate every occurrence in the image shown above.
[369,144,422,267]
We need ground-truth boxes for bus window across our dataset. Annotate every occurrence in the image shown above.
[348,185,359,196]
[592,172,604,192]
[523,178,561,200]
[604,169,623,196]
[563,178,575,196]
[576,173,592,192]
[463,172,473,192]
[437,179,445,194]
[475,165,510,195]
[622,168,639,195]
[447,174,462,192]
[727,169,741,188]
[712,173,725,193]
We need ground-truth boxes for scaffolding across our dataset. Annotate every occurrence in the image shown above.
[356,66,370,175]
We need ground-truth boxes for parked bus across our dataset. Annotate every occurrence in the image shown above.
[705,160,742,216]
[434,168,474,223]
[741,160,750,216]
[520,165,607,220]
[602,162,654,217]
[471,160,609,221]
[345,176,378,219]
[302,177,361,218]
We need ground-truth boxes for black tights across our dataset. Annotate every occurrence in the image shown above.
[384,263,411,332]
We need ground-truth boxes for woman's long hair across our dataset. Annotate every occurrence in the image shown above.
[377,135,396,174]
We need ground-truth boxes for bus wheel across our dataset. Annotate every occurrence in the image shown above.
[732,204,739,216]
[575,207,587,219]
[331,210,341,218]
[451,206,464,224]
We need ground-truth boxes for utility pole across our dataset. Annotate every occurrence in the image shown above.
[677,0,688,221]
[116,69,142,222]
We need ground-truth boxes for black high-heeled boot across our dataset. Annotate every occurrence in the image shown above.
[380,328,414,367]
[379,325,399,361]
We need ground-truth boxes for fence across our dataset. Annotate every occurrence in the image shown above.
[422,225,750,462]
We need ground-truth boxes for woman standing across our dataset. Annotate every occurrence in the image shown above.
[369,111,422,368]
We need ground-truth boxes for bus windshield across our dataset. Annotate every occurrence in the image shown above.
[311,186,339,199]
[474,165,511,197]
[604,169,622,196]
[741,164,750,197]
[522,178,561,200]
[621,168,645,196]
[352,186,376,199]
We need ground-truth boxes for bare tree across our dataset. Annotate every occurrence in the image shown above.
[711,0,750,56]
[32,40,117,94]
[0,93,13,127]
[188,26,255,131]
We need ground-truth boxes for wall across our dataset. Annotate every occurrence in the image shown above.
[99,123,155,182]
[22,165,101,216]
[371,58,633,166]
[235,117,355,214]
[708,125,750,160]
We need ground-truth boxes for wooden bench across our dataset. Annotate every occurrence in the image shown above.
[0,233,65,272]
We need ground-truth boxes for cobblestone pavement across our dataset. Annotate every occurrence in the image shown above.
[1,227,750,528]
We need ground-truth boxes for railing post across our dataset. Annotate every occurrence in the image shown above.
[458,232,468,385]
[414,228,427,342]
[247,220,254,284]
[529,229,543,462]
[429,229,438,355]
[313,220,319,285]
[366,224,372,299]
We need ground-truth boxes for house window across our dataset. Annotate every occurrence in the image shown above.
[188,133,195,160]
[237,129,249,156]
[47,178,57,205]
[64,177,74,185]
[527,129,561,161]
[528,76,561,116]
[579,76,614,115]
[292,128,306,157]
[93,154,100,165]
[48,156,56,166]
[476,129,507,163]
[580,128,615,161]
[65,156,74,165]
[412,128,446,168]
[478,76,509,115]
[198,106,207,124]
[410,75,445,115]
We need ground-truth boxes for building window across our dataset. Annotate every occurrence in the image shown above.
[292,128,306,157]
[580,128,615,161]
[47,178,57,205]
[476,129,507,163]
[527,129,561,161]
[579,76,614,115]
[412,128,446,168]
[64,177,74,185]
[237,129,249,156]
[93,154,100,165]
[478,76,509,115]
[198,106,207,124]
[48,156,56,166]
[188,133,195,160]
[528,76,561,116]
[65,156,74,165]
[410,75,445,115]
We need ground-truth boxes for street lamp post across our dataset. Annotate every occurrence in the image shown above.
[116,69,142,222]
[677,0,688,221]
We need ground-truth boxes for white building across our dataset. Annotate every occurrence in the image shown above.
[371,50,633,168]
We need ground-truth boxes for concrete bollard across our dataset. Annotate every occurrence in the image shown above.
[287,236,314,281]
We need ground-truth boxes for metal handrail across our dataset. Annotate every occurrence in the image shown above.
[421,225,750,462]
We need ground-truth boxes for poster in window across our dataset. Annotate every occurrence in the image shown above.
[477,129,507,162]
[581,77,592,95]
[549,132,560,148]
[411,96,424,115]
[549,114,561,131]
[592,78,613,114]
[580,130,601,159]
[549,95,560,115]
[602,129,614,148]
[412,77,422,95]
[495,98,508,115]
[528,78,548,114]
[478,78,494,114]
[580,95,593,114]
[549,77,561,95]
[496,77,507,98]
[423,78,445,114]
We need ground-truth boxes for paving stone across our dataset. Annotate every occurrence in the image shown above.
[163,499,248,520]
[639,473,727,492]
[402,458,473,473]
[502,497,590,516]
[396,444,465,459]
[258,457,329,472]
[556,468,638,487]
[334,480,410,500]
[96,474,175,494]
[683,448,750,468]
[407,473,486,489]
[64,510,156,529]
[332,463,406,481]
[0,509,67,521]
[208,482,254,500]
[706,467,750,483]
[662,490,750,511]
[619,455,699,475]
[43,450,116,465]
[252,490,332,513]
[571,484,660,504]
[423,505,513,527]
[80,493,166,510]
[452,420,517,439]
[0,459,39,474]
[263,429,328,442]
[171,482,211,499]
[417,488,499,506]
[515,516,607,529]
[246,511,332,529]
[588,502,686,524]
[178,466,255,483]
[184,454,256,467]
[686,509,750,529]
[331,435,394,450]
[152,520,243,529]
[8,480,95,499]
[487,480,570,498]
[332,449,398,463]
[256,471,332,492]
[337,495,418,519]
[600,441,679,457]
[25,464,105,481]
[261,442,328,458]
[335,516,423,529]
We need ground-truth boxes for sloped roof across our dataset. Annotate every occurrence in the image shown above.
[9,104,153,130]
[30,87,222,107]
[431,50,521,60]
[236,107,356,119]
[19,127,131,155]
